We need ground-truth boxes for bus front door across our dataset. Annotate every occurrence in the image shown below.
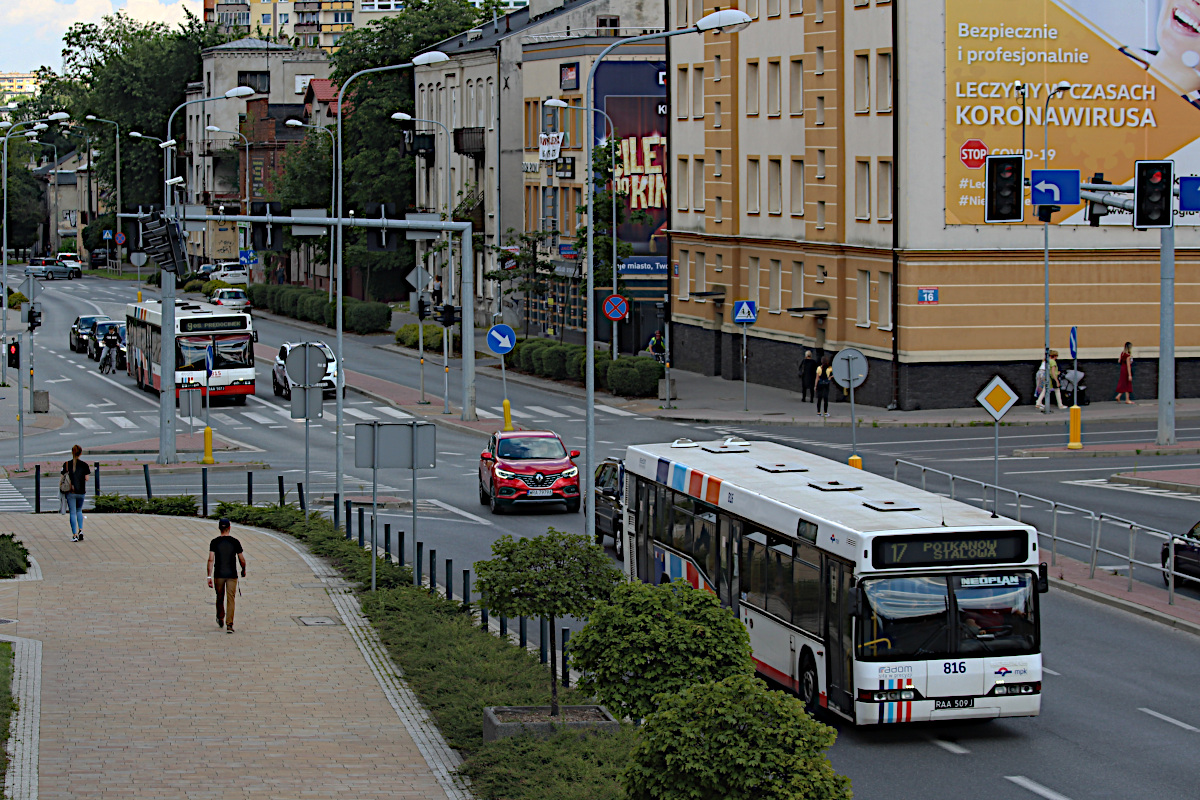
[824,558,855,715]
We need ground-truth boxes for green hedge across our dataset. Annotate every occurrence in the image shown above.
[243,284,390,334]
[92,494,198,516]
[501,337,659,396]
[394,323,460,352]
[0,534,30,579]
[183,280,205,293]
[6,292,26,310]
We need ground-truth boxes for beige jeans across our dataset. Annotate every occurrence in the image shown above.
[214,578,238,626]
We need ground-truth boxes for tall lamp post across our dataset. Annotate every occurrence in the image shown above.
[333,50,449,513]
[284,119,335,296]
[2,111,70,385]
[85,115,122,269]
[1039,81,1071,414]
[579,10,751,541]
[390,112,452,305]
[544,99,619,359]
[205,125,251,213]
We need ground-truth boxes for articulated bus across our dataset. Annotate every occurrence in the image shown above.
[126,300,256,404]
[618,437,1047,725]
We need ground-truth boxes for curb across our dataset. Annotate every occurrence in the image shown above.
[1013,446,1200,458]
[346,385,495,439]
[1109,473,1200,494]
[1049,576,1200,638]
[2,462,270,479]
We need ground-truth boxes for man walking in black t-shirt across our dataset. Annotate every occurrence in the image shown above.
[206,518,246,633]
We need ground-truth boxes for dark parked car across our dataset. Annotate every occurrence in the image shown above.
[87,320,126,369]
[594,458,624,556]
[1162,520,1200,585]
[89,249,108,268]
[69,314,111,353]
[478,430,581,514]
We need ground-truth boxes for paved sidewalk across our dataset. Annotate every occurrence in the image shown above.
[0,513,462,800]
[1111,467,1200,495]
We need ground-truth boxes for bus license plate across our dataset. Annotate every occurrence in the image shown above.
[527,489,553,497]
[934,698,974,709]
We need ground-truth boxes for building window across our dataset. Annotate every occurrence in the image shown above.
[817,200,826,228]
[693,0,703,24]
[878,159,893,220]
[817,149,826,179]
[676,0,688,27]
[815,0,824,22]
[768,158,782,214]
[525,100,539,148]
[237,71,270,94]
[677,68,690,118]
[679,249,690,299]
[746,61,760,115]
[855,161,871,219]
[487,79,495,130]
[769,260,782,311]
[714,101,722,127]
[878,271,893,329]
[790,0,803,13]
[262,13,272,23]
[597,14,620,32]
[714,149,723,177]
[791,261,804,312]
[333,11,353,23]
[767,60,781,115]
[677,157,690,210]
[747,158,761,213]
[279,13,289,23]
[692,68,704,118]
[695,251,706,293]
[815,47,824,74]
[790,59,804,114]
[857,270,870,326]
[715,196,723,222]
[747,0,759,19]
[854,54,870,112]
[877,52,893,111]
[768,0,780,15]
[693,158,705,211]
[749,256,760,302]
[714,54,722,82]
[715,253,724,272]
[791,159,805,214]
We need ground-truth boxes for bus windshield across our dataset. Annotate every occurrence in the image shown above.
[857,573,1037,661]
[177,334,253,371]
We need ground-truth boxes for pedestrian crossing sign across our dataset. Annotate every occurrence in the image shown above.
[732,300,758,324]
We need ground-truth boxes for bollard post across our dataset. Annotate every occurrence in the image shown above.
[398,530,406,567]
[416,542,423,586]
[358,507,364,547]
[344,500,352,539]
[500,614,507,637]
[481,605,489,629]
[384,523,391,560]
[519,616,527,648]
[144,463,153,499]
[445,559,453,599]
[462,569,470,610]
[94,462,100,497]
[34,465,39,513]
[298,483,306,511]
[333,492,340,530]
[277,475,285,506]
[561,628,570,687]
[429,549,437,591]
[247,471,253,505]
[540,618,548,663]
[202,467,208,517]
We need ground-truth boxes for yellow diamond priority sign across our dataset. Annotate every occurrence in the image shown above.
[976,375,1018,422]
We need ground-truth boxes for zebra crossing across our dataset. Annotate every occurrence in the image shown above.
[478,403,649,424]
[0,479,32,513]
[67,401,416,436]
[1066,478,1200,503]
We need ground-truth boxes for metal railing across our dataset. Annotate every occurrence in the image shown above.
[521,27,666,43]
[893,459,1186,605]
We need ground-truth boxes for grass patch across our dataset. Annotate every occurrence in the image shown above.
[458,727,636,800]
[0,534,30,579]
[0,642,14,777]
[83,269,141,280]
[93,494,198,516]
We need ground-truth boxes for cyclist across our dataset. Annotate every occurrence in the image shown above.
[647,330,666,363]
[99,324,121,374]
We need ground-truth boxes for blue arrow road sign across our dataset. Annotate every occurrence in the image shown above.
[732,300,758,325]
[205,345,214,378]
[1069,326,1077,360]
[487,324,516,355]
[1180,176,1200,212]
[1030,170,1081,206]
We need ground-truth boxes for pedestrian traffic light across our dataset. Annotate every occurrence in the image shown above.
[1133,160,1174,229]
[417,296,429,320]
[1086,172,1111,227]
[6,340,17,369]
[440,304,458,327]
[250,201,284,251]
[984,155,1025,223]
[27,305,41,330]
[140,211,187,273]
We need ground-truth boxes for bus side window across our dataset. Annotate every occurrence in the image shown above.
[741,531,769,608]
[792,547,821,636]
[766,543,793,621]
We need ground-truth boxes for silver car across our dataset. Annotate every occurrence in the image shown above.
[26,260,71,280]
[210,287,250,311]
[271,341,341,399]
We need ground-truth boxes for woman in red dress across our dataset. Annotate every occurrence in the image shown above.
[1116,342,1134,404]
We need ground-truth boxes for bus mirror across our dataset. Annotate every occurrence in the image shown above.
[847,588,862,616]
[1037,562,1049,593]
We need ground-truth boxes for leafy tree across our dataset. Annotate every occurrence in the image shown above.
[568,579,753,721]
[474,528,622,715]
[2,138,48,251]
[574,142,649,292]
[271,130,334,278]
[485,228,559,337]
[624,673,853,800]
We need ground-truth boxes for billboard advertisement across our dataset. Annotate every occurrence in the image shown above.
[946,0,1200,225]
[595,61,670,261]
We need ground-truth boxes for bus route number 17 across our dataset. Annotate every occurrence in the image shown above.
[943,661,967,674]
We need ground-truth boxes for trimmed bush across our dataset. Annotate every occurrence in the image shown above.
[148,271,162,286]
[539,344,571,380]
[92,494,198,516]
[345,300,390,334]
[201,279,232,297]
[519,338,550,372]
[6,291,26,310]
[603,356,663,397]
[183,280,205,293]
[246,283,270,308]
[0,533,30,579]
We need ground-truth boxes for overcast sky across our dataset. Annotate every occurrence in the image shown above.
[0,0,202,75]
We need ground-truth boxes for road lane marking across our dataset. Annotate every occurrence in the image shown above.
[376,406,413,419]
[562,405,588,415]
[343,407,378,420]
[475,408,499,418]
[491,406,532,419]
[211,413,238,426]
[244,412,276,425]
[594,405,635,416]
[527,405,566,417]
[427,499,492,526]
[1042,667,1061,676]
[75,417,102,431]
[1004,776,1074,800]
[930,739,969,754]
[1139,707,1199,732]
[110,416,137,429]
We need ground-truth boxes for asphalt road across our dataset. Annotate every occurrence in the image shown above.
[6,275,1200,799]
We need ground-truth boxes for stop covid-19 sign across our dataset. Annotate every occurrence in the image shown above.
[960,139,988,170]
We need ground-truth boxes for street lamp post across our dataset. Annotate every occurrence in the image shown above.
[545,99,620,359]
[284,119,335,296]
[205,125,250,213]
[390,111,453,310]
[333,51,449,515]
[86,115,122,270]
[578,11,750,542]
[1040,81,1071,414]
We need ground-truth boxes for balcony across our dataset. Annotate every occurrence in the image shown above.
[294,1,320,9]
[453,127,485,159]
[295,22,319,33]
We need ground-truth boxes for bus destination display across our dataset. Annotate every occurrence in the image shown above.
[179,316,248,333]
[872,531,1027,569]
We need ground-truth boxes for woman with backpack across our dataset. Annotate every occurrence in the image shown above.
[815,356,833,417]
[60,444,90,542]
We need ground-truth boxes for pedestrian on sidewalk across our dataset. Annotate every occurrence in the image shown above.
[206,518,246,634]
[798,350,817,402]
[431,274,444,307]
[815,356,833,417]
[1116,341,1135,404]
[1036,351,1065,410]
[60,445,89,542]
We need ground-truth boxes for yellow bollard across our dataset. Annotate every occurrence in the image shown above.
[137,290,142,302]
[502,398,514,432]
[1068,405,1083,450]
[849,455,863,469]
[202,426,215,464]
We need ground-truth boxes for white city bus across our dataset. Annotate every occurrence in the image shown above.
[126,299,256,404]
[618,437,1047,725]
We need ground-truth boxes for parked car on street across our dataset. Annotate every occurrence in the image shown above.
[594,458,624,556]
[56,253,83,278]
[69,314,111,352]
[26,259,72,280]
[89,249,108,267]
[271,341,340,399]
[210,262,248,285]
[1163,520,1200,586]
[478,430,581,514]
[210,287,250,311]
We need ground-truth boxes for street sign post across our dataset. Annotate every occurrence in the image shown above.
[832,348,869,465]
[976,375,1019,514]
[1180,177,1200,213]
[286,343,329,502]
[602,294,628,321]
[488,323,516,428]
[732,301,758,411]
[1030,170,1081,206]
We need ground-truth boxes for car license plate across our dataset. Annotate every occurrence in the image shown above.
[934,698,974,709]
[527,489,553,497]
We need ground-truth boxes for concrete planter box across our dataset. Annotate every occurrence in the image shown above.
[658,378,676,401]
[32,390,48,413]
[482,705,619,741]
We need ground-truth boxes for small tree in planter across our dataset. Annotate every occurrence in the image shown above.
[474,527,622,715]
[624,673,853,800]
[568,578,753,721]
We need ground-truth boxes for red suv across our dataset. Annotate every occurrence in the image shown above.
[479,430,581,514]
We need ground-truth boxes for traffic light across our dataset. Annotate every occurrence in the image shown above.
[1086,172,1111,227]
[984,155,1025,223]
[250,201,284,251]
[440,304,458,327]
[364,203,398,252]
[6,340,17,369]
[140,211,187,273]
[27,305,41,330]
[1133,160,1174,229]
[417,296,429,320]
